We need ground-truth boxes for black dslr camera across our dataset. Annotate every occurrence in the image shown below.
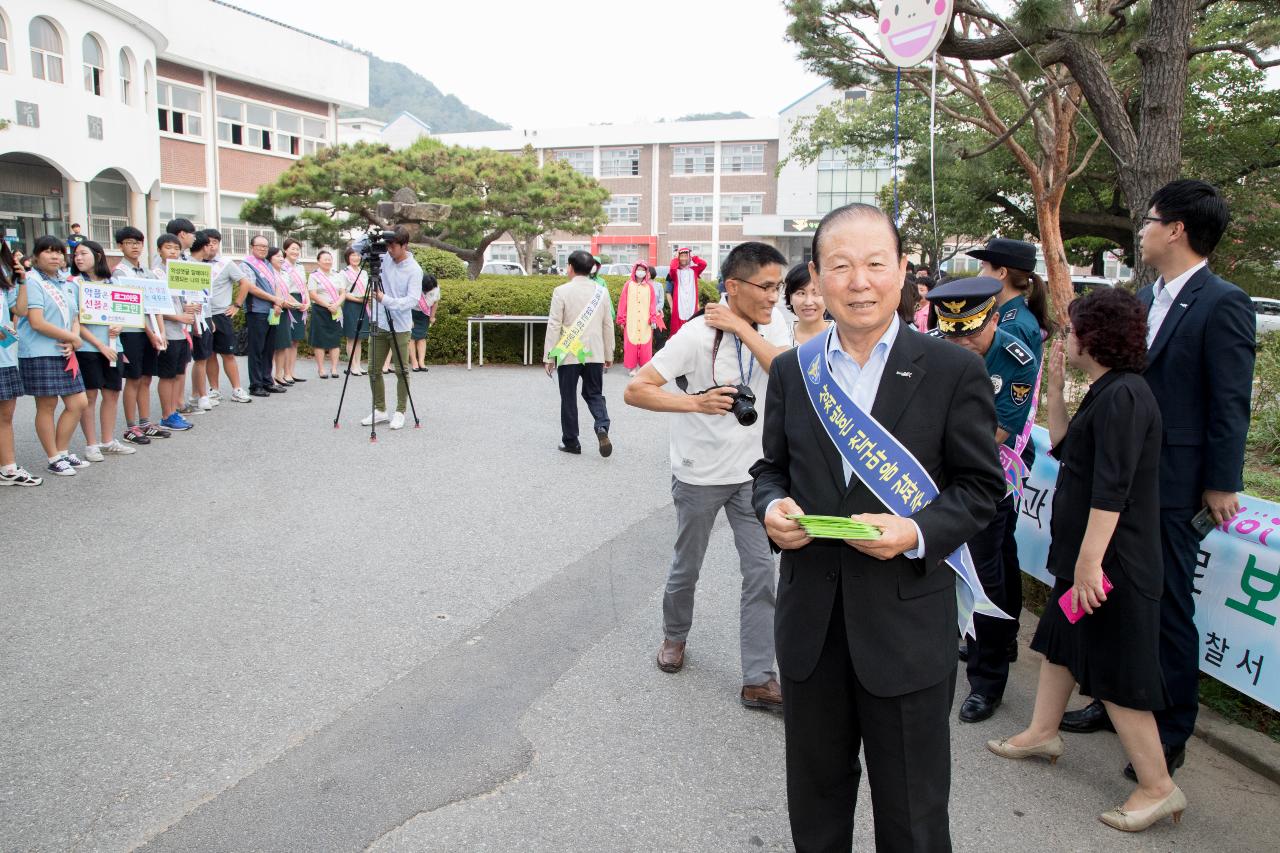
[723,384,758,426]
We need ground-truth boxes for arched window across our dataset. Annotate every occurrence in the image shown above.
[0,13,10,73]
[118,48,133,104]
[29,16,63,83]
[82,33,104,95]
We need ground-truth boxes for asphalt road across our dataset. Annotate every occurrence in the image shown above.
[2,359,1276,852]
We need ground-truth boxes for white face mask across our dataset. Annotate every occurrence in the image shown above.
[636,269,647,279]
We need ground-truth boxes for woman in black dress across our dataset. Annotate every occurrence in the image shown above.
[987,287,1185,832]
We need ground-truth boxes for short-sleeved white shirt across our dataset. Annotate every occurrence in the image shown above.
[648,310,791,486]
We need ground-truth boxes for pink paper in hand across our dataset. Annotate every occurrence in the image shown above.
[1058,573,1114,624]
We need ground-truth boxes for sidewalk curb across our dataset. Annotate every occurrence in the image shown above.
[1194,704,1280,785]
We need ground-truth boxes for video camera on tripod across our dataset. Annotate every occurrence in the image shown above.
[354,227,399,262]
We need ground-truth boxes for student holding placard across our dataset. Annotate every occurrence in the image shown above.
[0,242,41,486]
[114,227,169,444]
[71,240,135,462]
[183,234,217,415]
[154,235,198,432]
[17,236,89,477]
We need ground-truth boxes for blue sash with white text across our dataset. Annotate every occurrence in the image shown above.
[796,330,1010,638]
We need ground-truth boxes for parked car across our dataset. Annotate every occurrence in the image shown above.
[1253,296,1280,335]
[1070,275,1115,295]
[598,263,636,276]
[480,261,527,276]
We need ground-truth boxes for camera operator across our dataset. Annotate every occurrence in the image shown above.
[361,227,422,430]
[624,242,791,711]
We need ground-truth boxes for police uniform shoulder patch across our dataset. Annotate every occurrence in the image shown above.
[1005,339,1032,366]
[926,328,944,338]
[1010,382,1032,407]
[1002,308,1018,323]
[991,374,1003,394]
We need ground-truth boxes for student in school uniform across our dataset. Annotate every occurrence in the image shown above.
[16,236,90,477]
[200,228,252,404]
[408,272,439,373]
[70,240,135,462]
[0,242,41,485]
[307,249,346,378]
[281,238,309,383]
[114,227,170,444]
[341,248,369,376]
[184,231,218,415]
[153,235,198,432]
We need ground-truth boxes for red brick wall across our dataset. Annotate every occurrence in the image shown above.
[215,77,328,117]
[218,148,292,194]
[160,138,206,186]
[156,59,203,86]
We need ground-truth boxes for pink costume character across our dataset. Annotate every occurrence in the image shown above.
[617,262,664,372]
[666,247,707,338]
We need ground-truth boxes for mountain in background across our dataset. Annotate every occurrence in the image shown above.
[675,111,751,121]
[340,54,508,133]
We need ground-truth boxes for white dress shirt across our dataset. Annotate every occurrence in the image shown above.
[1146,259,1206,348]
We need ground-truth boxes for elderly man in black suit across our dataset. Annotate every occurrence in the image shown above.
[1059,180,1257,781]
[751,203,1005,852]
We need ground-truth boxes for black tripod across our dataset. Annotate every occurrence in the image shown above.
[332,251,421,440]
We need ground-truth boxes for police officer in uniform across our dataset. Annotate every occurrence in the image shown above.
[926,276,1039,723]
[965,238,1056,665]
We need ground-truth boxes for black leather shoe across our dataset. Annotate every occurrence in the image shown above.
[1123,742,1185,782]
[558,443,581,455]
[1059,699,1115,733]
[959,692,1001,723]
[958,644,969,662]
[267,384,286,393]
[249,388,269,398]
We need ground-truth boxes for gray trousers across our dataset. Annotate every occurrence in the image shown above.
[664,476,778,686]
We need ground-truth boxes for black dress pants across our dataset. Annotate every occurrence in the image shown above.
[966,496,1019,699]
[782,584,955,853]
[556,362,609,447]
[1154,507,1202,747]
[246,311,273,391]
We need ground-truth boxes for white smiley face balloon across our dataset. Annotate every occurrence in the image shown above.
[878,0,954,68]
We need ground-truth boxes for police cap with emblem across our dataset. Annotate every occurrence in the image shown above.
[925,275,1003,337]
[965,237,1037,273]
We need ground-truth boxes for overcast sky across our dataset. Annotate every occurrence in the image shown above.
[226,0,827,127]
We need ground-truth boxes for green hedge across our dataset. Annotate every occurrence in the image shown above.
[424,275,721,364]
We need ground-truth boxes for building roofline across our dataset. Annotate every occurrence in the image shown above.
[210,1,363,53]
[389,111,433,132]
[778,81,833,115]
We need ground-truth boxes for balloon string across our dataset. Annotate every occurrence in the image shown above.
[893,68,901,225]
[930,56,939,268]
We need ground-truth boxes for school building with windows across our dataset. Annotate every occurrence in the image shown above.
[0,0,367,258]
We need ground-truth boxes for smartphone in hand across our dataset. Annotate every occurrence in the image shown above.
[1190,506,1217,541]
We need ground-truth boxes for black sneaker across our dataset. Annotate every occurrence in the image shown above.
[123,427,151,445]
[142,423,171,439]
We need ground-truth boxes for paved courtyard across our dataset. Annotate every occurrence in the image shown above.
[2,360,1277,851]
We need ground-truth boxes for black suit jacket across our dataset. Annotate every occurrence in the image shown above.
[1137,266,1256,510]
[750,327,1005,696]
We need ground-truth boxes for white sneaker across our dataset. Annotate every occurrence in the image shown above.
[230,388,252,403]
[83,445,105,463]
[361,409,389,426]
[63,453,91,469]
[198,395,213,411]
[389,412,406,430]
[100,439,137,456]
[208,396,220,407]
[209,389,223,400]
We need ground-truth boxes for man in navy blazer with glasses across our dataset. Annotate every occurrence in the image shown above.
[1059,179,1256,783]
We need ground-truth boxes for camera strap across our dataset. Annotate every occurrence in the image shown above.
[675,328,755,393]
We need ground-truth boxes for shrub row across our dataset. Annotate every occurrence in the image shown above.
[422,275,720,364]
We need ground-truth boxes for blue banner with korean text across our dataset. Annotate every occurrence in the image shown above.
[1014,426,1280,711]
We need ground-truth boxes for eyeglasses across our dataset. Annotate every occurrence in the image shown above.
[1141,216,1170,226]
[731,277,784,295]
